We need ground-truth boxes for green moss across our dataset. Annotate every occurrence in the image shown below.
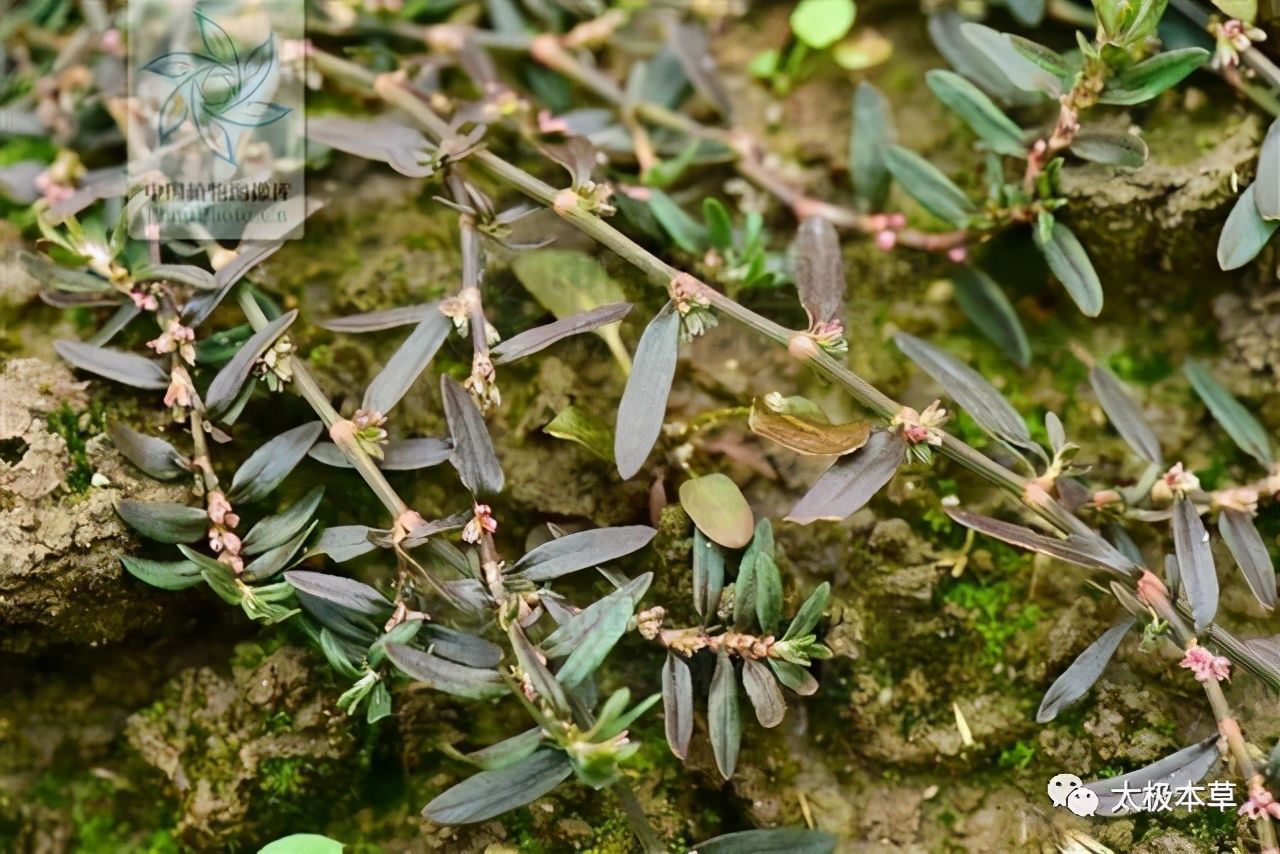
[45,400,105,494]
[941,557,1044,668]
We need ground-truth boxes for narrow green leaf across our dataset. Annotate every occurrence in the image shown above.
[784,582,830,641]
[1034,220,1103,317]
[115,499,208,544]
[951,266,1031,367]
[1099,48,1209,106]
[1069,130,1149,168]
[555,595,633,687]
[647,190,707,253]
[883,145,974,226]
[960,23,1063,97]
[543,405,614,461]
[925,70,1026,157]
[120,556,204,590]
[1219,185,1278,270]
[850,82,897,210]
[693,527,726,619]
[1184,361,1273,465]
[754,553,782,635]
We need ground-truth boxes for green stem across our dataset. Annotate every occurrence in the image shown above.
[234,287,406,517]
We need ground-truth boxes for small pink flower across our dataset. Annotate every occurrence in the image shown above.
[163,366,195,409]
[1179,644,1231,682]
[462,503,498,543]
[207,491,239,528]
[130,290,159,311]
[100,28,124,57]
[537,110,571,135]
[893,400,949,446]
[1239,787,1280,820]
[875,230,897,251]
[147,320,196,364]
[947,245,968,264]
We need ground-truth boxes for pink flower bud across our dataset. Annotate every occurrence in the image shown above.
[875,230,897,251]
[947,246,967,264]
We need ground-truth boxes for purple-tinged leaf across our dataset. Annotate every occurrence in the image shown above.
[692,527,725,619]
[309,116,438,177]
[1084,737,1220,815]
[951,266,1030,368]
[363,311,451,415]
[133,264,216,290]
[708,649,741,779]
[88,302,142,347]
[109,423,188,480]
[54,341,168,390]
[309,437,453,471]
[228,421,322,504]
[206,310,297,417]
[946,509,1137,576]
[422,749,572,825]
[1036,617,1135,723]
[1089,366,1163,465]
[787,429,906,524]
[669,23,732,116]
[243,486,324,555]
[115,499,208,543]
[286,569,392,641]
[1173,496,1219,632]
[741,658,786,728]
[615,302,680,480]
[446,728,544,771]
[1219,509,1275,610]
[184,240,284,326]
[512,525,656,582]
[441,375,504,495]
[120,556,203,590]
[509,623,570,715]
[0,160,41,204]
[22,251,111,293]
[662,651,694,759]
[491,302,633,365]
[425,625,504,669]
[693,828,836,854]
[319,303,440,333]
[895,333,1034,451]
[384,643,506,701]
[310,525,378,563]
[793,217,845,325]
